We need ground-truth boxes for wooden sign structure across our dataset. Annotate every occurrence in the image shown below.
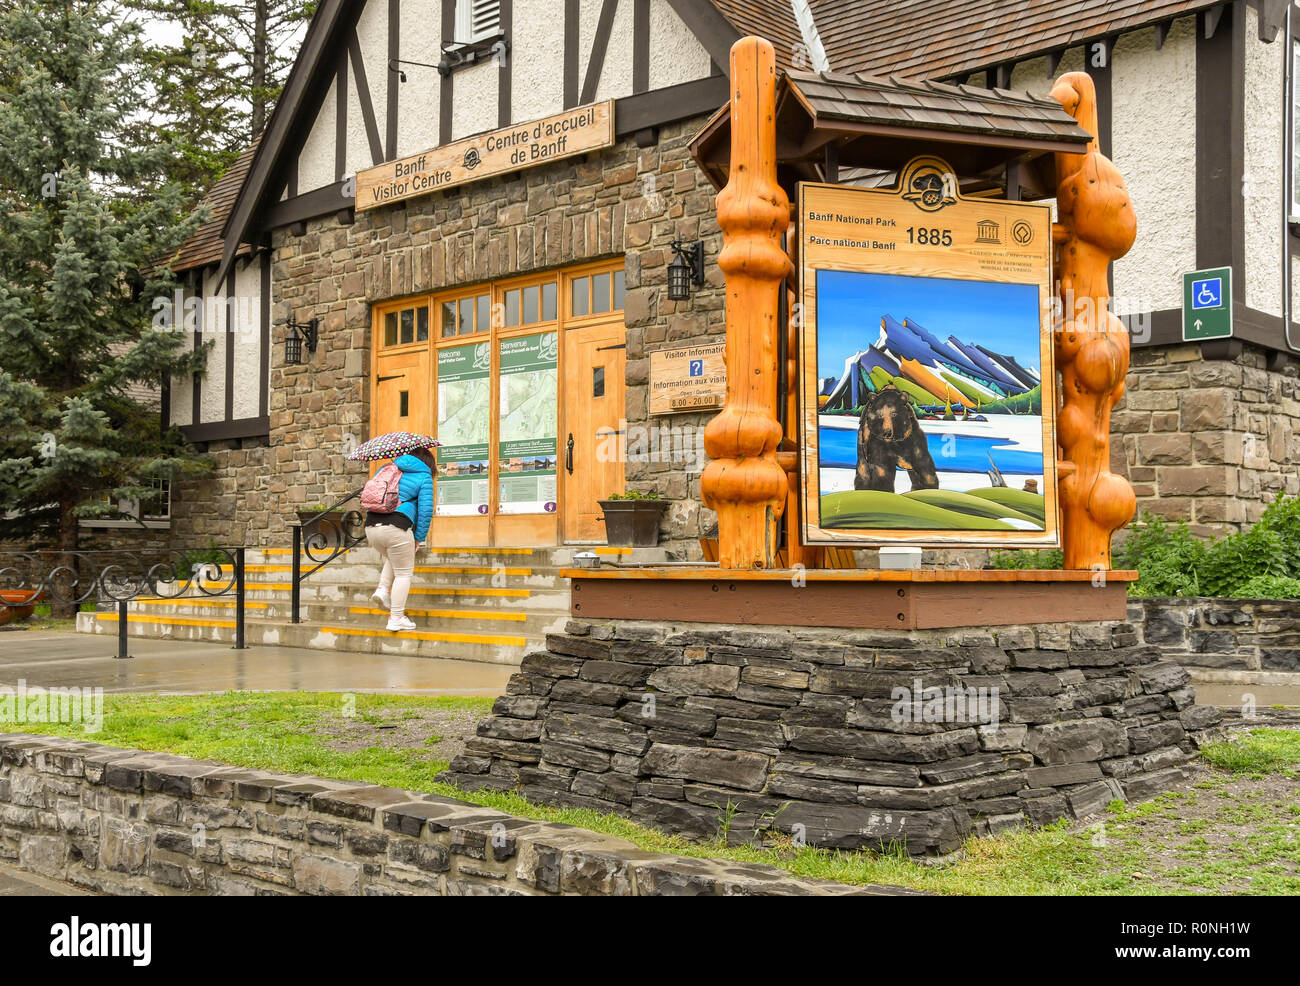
[1050,72,1138,570]
[355,101,614,212]
[797,161,1058,547]
[649,343,726,415]
[560,38,1140,631]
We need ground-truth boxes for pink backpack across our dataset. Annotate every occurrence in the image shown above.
[360,463,404,513]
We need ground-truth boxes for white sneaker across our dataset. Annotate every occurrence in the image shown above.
[371,589,391,610]
[386,615,417,632]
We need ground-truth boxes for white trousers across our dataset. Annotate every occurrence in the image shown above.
[365,523,416,618]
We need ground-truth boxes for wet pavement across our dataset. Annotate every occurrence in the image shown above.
[0,630,515,696]
[0,861,90,896]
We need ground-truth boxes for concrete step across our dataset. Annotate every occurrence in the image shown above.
[198,581,573,611]
[124,596,567,636]
[77,610,550,665]
[245,544,666,568]
[75,543,664,665]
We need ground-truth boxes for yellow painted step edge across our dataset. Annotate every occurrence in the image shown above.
[315,625,526,647]
[348,606,526,622]
[201,582,531,598]
[98,614,235,629]
[257,546,536,556]
[97,613,525,646]
[245,564,535,575]
[133,598,269,609]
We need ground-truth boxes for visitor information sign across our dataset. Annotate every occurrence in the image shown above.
[798,155,1058,547]
[498,332,558,514]
[435,342,490,517]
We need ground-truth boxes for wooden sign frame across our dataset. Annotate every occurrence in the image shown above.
[356,101,614,212]
[797,156,1059,548]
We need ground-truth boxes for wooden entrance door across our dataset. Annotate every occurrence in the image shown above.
[372,349,430,453]
[562,320,626,541]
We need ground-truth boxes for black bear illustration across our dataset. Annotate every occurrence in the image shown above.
[854,386,941,492]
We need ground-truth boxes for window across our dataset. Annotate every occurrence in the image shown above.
[502,277,559,327]
[567,267,625,318]
[440,290,491,337]
[455,0,500,42]
[381,303,429,347]
[141,479,171,521]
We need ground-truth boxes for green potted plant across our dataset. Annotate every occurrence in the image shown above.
[599,489,669,546]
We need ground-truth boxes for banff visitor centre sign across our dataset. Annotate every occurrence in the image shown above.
[798,156,1057,548]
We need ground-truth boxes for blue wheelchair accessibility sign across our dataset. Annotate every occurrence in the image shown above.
[1191,277,1222,310]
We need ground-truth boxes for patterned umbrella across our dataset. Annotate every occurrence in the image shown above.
[346,431,441,462]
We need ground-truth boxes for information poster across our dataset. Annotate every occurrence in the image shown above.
[498,332,558,514]
[436,342,491,516]
[798,156,1057,547]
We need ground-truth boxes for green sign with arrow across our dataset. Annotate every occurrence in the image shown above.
[1182,267,1232,341]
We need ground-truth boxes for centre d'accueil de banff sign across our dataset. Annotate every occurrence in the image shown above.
[355,101,614,212]
[798,155,1058,549]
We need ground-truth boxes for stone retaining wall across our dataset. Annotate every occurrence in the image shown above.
[1128,597,1300,672]
[0,733,904,896]
[443,620,1227,855]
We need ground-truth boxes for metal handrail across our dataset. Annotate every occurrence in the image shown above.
[289,487,367,623]
[0,547,246,657]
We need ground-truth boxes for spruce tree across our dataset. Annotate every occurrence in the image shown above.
[0,1,211,607]
[128,0,317,196]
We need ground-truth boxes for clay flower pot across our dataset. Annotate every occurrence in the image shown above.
[0,589,41,627]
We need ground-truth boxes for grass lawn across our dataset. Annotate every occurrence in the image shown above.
[3,691,1298,895]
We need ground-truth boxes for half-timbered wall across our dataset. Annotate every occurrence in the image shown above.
[166,254,271,441]
[287,0,714,202]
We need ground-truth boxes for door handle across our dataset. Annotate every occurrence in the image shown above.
[565,433,574,475]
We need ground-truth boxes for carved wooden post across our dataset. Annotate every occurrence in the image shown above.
[1050,72,1138,570]
[701,37,790,569]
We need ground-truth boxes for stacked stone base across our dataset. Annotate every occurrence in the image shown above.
[442,620,1228,855]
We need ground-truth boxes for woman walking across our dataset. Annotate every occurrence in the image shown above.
[361,447,435,632]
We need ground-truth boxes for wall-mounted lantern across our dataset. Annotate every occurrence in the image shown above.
[667,240,705,301]
[284,316,319,365]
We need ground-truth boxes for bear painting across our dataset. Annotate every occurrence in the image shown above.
[854,386,940,493]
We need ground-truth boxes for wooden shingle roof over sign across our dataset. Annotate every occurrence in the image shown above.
[168,138,260,274]
[691,70,1093,195]
[789,71,1095,144]
[803,0,1229,80]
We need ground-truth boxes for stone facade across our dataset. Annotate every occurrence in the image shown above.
[1128,596,1300,673]
[168,438,275,549]
[0,733,911,896]
[445,619,1227,855]
[1116,342,1300,534]
[169,116,726,555]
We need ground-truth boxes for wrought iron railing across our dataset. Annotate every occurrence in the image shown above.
[0,547,246,658]
[290,487,366,623]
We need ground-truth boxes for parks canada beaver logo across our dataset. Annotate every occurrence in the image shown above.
[854,386,940,493]
[898,157,957,213]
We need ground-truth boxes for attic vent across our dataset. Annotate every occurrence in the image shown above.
[456,0,501,42]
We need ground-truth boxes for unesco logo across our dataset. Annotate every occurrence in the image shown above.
[1012,220,1034,245]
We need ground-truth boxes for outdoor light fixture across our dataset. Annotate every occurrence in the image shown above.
[284,316,319,366]
[667,240,705,301]
[387,58,442,83]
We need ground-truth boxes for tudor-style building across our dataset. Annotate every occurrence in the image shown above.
[164,0,1300,555]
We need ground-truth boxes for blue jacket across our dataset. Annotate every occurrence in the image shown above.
[391,454,434,542]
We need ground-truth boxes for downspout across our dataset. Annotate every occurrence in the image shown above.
[1285,3,1297,348]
